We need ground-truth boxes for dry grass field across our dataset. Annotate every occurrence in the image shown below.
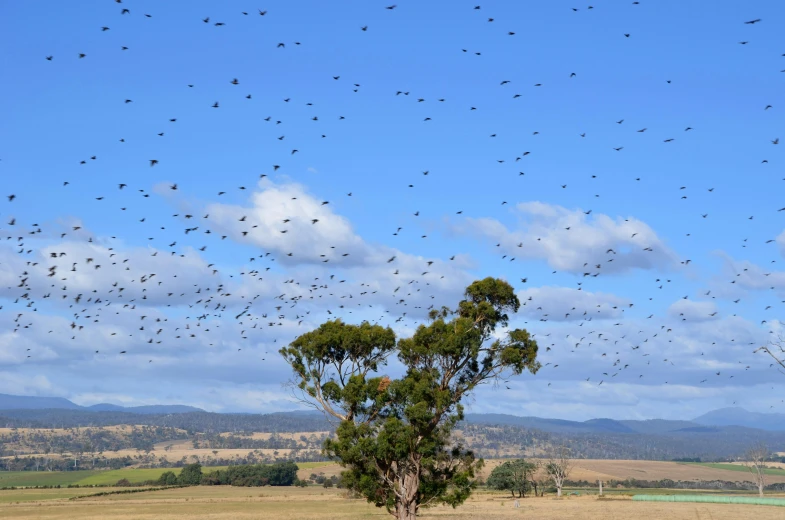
[265,458,785,485]
[1,486,783,519]
[5,424,780,486]
[476,459,785,484]
[0,458,776,489]
[87,447,318,462]
[215,431,331,440]
[0,426,144,437]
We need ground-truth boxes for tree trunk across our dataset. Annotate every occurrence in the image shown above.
[758,481,764,497]
[556,485,562,497]
[395,470,420,520]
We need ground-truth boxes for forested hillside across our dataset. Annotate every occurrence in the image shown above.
[2,409,784,464]
[0,409,332,433]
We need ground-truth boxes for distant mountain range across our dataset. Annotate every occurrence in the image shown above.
[462,413,780,435]
[463,414,700,434]
[0,393,203,415]
[1,392,783,432]
[3,393,785,460]
[693,407,785,432]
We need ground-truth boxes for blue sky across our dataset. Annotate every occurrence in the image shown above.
[1,1,784,420]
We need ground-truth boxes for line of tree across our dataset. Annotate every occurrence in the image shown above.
[485,449,573,499]
[486,459,542,498]
[154,461,299,487]
[0,409,332,433]
[0,448,326,472]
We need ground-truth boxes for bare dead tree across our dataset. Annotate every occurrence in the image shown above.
[530,460,548,497]
[546,446,573,498]
[741,441,769,497]
[754,334,785,375]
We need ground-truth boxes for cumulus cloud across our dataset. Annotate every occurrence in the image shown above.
[448,201,681,274]
[202,179,374,267]
[0,179,488,415]
[159,178,477,319]
[516,286,632,322]
[667,299,718,322]
[2,180,781,419]
[0,240,227,308]
[0,372,59,396]
[703,251,785,300]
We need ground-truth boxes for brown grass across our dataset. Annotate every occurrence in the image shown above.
[90,447,321,462]
[215,431,331,441]
[475,459,785,484]
[0,426,139,436]
[303,458,785,485]
[1,486,783,519]
[2,430,330,464]
[0,425,187,459]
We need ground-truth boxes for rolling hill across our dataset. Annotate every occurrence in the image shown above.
[693,407,785,432]
[0,393,204,414]
[2,393,785,461]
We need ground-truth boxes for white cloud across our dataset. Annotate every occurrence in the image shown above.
[516,286,632,322]
[2,180,783,420]
[203,179,373,267]
[448,202,681,274]
[0,372,59,396]
[704,251,785,300]
[667,299,718,322]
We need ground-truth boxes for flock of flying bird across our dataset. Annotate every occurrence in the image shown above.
[2,2,784,409]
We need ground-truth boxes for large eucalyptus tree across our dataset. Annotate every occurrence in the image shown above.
[280,277,540,520]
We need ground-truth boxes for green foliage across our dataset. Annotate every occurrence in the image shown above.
[280,277,540,518]
[156,471,178,486]
[486,459,537,498]
[177,463,203,485]
[261,460,299,485]
[200,462,299,487]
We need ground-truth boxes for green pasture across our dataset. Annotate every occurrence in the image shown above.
[295,461,334,470]
[0,461,334,489]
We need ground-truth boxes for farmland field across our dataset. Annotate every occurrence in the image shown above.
[1,485,784,519]
[475,459,785,484]
[0,469,194,488]
[0,487,133,504]
[1,459,779,490]
[688,463,785,476]
[0,462,337,488]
